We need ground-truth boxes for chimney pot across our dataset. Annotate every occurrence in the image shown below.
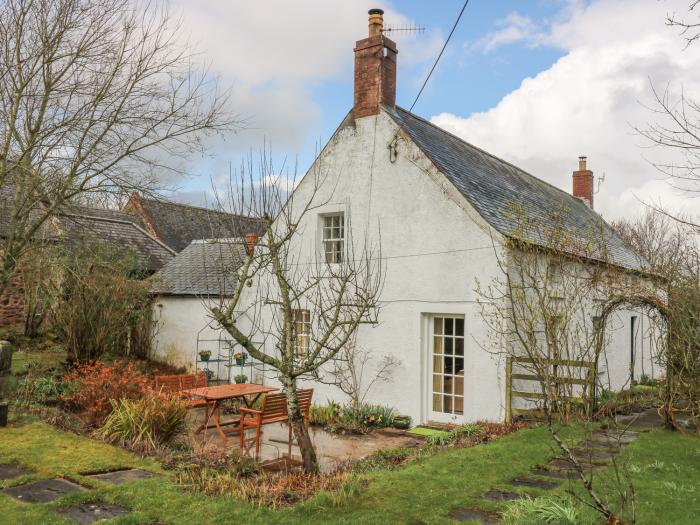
[578,155,587,171]
[368,8,384,37]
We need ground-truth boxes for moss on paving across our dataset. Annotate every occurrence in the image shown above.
[0,421,697,524]
[406,426,450,438]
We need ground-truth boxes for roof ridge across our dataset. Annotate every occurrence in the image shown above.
[139,195,261,221]
[390,105,585,207]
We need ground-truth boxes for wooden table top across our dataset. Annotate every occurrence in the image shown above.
[182,383,278,400]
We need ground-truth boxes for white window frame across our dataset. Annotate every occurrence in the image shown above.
[321,213,345,264]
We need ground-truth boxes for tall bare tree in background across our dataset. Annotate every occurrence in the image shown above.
[637,1,700,227]
[210,159,382,473]
[0,0,236,296]
[667,1,700,47]
[614,209,700,432]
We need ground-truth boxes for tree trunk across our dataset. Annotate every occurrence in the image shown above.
[282,376,318,473]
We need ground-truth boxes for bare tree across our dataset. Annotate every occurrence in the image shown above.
[613,208,700,283]
[667,1,700,48]
[209,158,382,473]
[319,334,400,417]
[0,0,236,296]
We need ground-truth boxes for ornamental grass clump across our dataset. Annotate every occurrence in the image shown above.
[99,392,188,452]
[501,495,583,525]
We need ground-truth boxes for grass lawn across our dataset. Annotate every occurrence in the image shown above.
[0,421,697,524]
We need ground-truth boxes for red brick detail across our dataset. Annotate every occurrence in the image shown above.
[0,272,25,326]
[572,170,594,208]
[353,35,397,118]
[124,192,162,242]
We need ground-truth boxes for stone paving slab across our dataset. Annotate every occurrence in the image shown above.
[531,467,578,480]
[3,478,84,503]
[570,448,618,463]
[509,476,559,490]
[85,469,156,484]
[0,463,32,480]
[57,502,130,525]
[578,439,621,451]
[449,507,501,523]
[591,432,637,445]
[483,489,526,501]
[548,458,600,471]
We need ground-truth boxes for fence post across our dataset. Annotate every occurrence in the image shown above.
[505,356,513,422]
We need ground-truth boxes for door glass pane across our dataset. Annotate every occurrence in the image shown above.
[433,374,441,392]
[432,316,466,416]
[445,338,453,355]
[433,354,443,373]
[445,318,453,335]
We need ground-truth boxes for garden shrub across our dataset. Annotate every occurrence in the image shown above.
[99,392,188,451]
[50,243,154,362]
[309,401,341,426]
[596,385,661,418]
[31,372,75,403]
[340,403,395,429]
[61,360,150,425]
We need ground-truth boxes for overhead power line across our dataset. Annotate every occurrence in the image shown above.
[409,0,470,112]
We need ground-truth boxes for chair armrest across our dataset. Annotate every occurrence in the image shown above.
[240,407,262,415]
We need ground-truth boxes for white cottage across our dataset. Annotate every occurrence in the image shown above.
[152,9,663,425]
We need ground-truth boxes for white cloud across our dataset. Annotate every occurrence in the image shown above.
[170,1,435,152]
[467,13,544,53]
[432,0,700,221]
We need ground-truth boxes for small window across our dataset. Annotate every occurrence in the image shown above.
[293,309,311,356]
[322,213,344,264]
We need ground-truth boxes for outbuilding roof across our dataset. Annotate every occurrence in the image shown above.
[151,238,247,296]
[128,195,264,252]
[53,208,175,272]
[385,105,646,272]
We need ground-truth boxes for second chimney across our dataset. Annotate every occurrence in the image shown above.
[572,156,594,208]
[354,9,397,119]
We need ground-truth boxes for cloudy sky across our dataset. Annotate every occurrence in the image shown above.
[169,0,699,222]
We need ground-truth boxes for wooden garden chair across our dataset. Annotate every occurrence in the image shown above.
[154,373,210,408]
[239,388,313,459]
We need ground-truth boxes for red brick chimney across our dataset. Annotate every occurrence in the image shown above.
[354,9,397,119]
[244,232,259,256]
[572,156,594,208]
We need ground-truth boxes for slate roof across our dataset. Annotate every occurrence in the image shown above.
[151,238,247,296]
[53,209,175,272]
[385,105,646,272]
[134,196,264,252]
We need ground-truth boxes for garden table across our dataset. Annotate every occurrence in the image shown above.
[182,383,278,446]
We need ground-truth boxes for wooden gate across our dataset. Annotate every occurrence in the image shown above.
[505,356,597,421]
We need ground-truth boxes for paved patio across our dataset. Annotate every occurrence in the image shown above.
[187,409,423,472]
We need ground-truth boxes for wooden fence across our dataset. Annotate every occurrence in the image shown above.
[505,356,597,421]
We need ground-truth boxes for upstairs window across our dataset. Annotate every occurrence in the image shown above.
[293,309,311,356]
[322,213,344,264]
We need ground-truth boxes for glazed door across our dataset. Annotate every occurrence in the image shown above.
[429,315,466,423]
